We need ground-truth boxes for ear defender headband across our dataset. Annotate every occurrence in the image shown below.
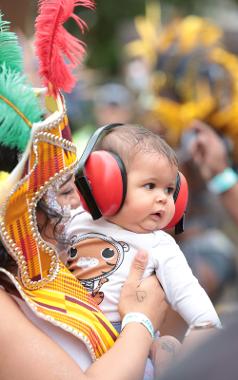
[75,124,189,233]
[165,172,189,234]
[75,123,127,219]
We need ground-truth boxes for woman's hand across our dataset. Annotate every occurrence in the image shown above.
[188,120,229,180]
[119,250,168,332]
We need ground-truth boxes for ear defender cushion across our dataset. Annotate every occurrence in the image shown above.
[80,150,127,217]
[165,172,189,230]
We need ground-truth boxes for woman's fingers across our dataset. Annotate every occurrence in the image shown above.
[127,250,148,283]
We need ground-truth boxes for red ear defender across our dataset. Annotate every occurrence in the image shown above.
[75,123,127,219]
[164,171,189,234]
[79,150,127,217]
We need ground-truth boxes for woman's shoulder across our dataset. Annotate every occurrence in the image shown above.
[0,287,18,310]
[0,288,29,346]
[0,288,26,323]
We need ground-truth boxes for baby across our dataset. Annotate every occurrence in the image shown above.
[66,124,221,377]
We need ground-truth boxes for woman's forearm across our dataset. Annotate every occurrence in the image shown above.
[0,290,152,380]
[86,324,152,380]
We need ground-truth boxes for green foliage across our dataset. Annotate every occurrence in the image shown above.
[72,0,146,75]
[0,12,23,73]
[72,0,236,74]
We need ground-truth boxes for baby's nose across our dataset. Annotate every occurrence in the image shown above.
[155,190,167,203]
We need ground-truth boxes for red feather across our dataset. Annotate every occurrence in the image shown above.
[35,0,95,95]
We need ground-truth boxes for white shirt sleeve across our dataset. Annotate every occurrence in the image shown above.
[153,232,221,327]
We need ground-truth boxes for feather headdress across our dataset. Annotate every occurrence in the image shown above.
[35,0,95,95]
[0,12,42,173]
[0,12,23,73]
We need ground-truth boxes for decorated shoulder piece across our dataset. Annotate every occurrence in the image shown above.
[0,1,118,361]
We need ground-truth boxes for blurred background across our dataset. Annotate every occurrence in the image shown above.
[2,0,238,70]
[3,0,238,132]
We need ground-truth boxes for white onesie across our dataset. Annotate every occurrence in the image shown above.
[66,208,220,327]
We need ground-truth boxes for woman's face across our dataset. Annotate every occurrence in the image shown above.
[56,175,81,209]
[37,175,81,245]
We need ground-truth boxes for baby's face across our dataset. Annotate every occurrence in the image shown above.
[107,152,177,233]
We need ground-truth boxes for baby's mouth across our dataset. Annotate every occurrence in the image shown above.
[151,211,163,219]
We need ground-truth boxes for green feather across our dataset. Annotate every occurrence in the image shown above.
[0,65,42,151]
[0,12,23,73]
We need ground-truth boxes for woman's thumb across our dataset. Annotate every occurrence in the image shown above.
[128,250,148,282]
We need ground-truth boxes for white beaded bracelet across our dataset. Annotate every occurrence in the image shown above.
[121,312,155,339]
[207,167,238,194]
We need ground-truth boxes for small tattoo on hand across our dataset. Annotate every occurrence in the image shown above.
[136,290,147,302]
[161,341,177,356]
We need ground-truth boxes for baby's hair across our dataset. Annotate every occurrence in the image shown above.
[96,124,178,169]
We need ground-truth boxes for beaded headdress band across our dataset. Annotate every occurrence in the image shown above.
[0,1,118,360]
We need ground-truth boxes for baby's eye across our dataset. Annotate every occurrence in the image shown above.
[143,183,155,190]
[165,187,175,195]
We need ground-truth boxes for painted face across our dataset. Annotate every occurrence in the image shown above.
[56,175,81,209]
[107,152,177,233]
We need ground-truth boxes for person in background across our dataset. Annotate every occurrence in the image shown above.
[158,310,238,380]
[175,122,238,306]
[188,120,238,226]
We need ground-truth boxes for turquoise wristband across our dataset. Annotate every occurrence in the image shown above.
[121,312,155,339]
[207,168,238,194]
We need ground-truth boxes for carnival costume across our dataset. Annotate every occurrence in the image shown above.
[0,0,118,361]
[126,5,238,161]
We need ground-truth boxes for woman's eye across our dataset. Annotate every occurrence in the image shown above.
[144,183,155,190]
[60,188,74,196]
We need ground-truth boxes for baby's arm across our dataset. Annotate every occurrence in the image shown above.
[154,235,221,328]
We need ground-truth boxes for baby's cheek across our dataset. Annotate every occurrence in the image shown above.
[170,201,176,217]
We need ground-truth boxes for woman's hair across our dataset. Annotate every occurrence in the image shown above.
[0,200,68,272]
[36,174,75,247]
[96,124,178,169]
[37,199,71,249]
[0,240,16,273]
[0,241,10,267]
